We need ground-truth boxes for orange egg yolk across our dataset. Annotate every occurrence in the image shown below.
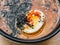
[27,10,41,25]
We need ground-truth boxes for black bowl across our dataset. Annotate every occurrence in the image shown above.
[0,0,60,43]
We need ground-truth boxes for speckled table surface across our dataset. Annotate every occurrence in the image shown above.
[0,32,60,45]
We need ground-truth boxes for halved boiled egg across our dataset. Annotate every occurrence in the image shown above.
[23,10,45,33]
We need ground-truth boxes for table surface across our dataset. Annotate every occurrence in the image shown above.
[0,32,60,45]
